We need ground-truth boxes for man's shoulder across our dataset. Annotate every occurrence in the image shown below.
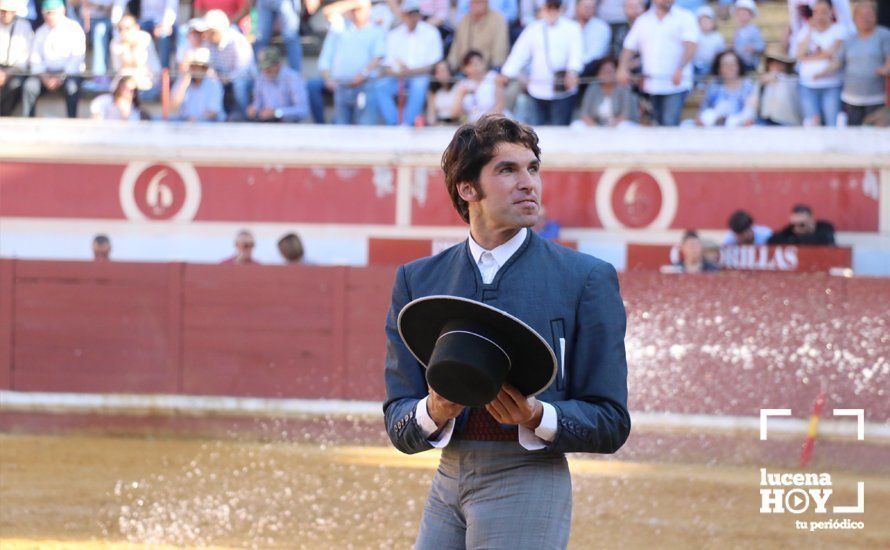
[530,233,614,280]
[400,240,468,278]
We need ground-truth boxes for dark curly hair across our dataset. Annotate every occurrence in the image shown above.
[441,115,541,224]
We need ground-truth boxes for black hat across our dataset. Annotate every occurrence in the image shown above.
[398,296,557,407]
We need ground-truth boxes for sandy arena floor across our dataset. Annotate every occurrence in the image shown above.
[1,432,888,549]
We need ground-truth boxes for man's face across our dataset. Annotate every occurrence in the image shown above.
[190,63,209,79]
[0,9,15,25]
[624,0,644,20]
[734,227,754,245]
[577,0,596,21]
[469,0,488,18]
[790,211,815,236]
[652,0,673,12]
[733,7,752,26]
[854,4,877,33]
[403,10,421,29]
[262,62,281,78]
[93,242,111,261]
[205,29,222,45]
[43,7,62,27]
[236,235,255,258]
[459,142,542,232]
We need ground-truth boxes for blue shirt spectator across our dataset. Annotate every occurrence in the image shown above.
[249,47,309,122]
[732,0,764,70]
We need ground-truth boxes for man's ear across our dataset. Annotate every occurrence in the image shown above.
[456,181,478,203]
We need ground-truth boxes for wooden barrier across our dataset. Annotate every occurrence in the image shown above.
[0,260,887,420]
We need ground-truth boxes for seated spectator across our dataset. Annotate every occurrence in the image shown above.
[203,9,255,120]
[0,0,34,116]
[376,0,443,126]
[694,5,724,81]
[77,0,123,91]
[694,50,754,127]
[92,234,111,261]
[723,209,772,245]
[221,230,260,264]
[575,57,636,126]
[745,49,801,126]
[278,232,305,263]
[618,0,698,127]
[576,0,611,78]
[447,0,509,71]
[451,50,505,122]
[794,0,846,126]
[247,47,308,122]
[418,0,451,46]
[676,230,720,273]
[453,0,518,34]
[831,1,890,126]
[767,203,836,246]
[109,15,162,95]
[731,0,764,72]
[609,0,644,59]
[90,72,144,120]
[309,0,385,125]
[170,47,225,122]
[501,0,583,126]
[137,0,177,69]
[176,18,208,73]
[22,0,85,118]
[427,60,459,123]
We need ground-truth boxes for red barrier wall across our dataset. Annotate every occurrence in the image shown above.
[1,261,887,421]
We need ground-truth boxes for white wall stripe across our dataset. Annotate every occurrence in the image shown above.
[2,390,887,441]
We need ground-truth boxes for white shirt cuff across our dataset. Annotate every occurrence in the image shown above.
[517,402,558,450]
[415,396,455,448]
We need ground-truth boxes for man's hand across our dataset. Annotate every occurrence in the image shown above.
[41,74,62,90]
[154,24,172,38]
[671,68,683,86]
[246,105,258,119]
[259,107,276,120]
[0,69,7,87]
[427,386,464,428]
[564,71,579,91]
[485,384,544,430]
[324,77,338,91]
[616,67,631,87]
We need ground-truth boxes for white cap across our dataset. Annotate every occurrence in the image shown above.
[733,0,758,17]
[188,17,209,32]
[190,47,212,65]
[401,0,421,13]
[204,9,230,31]
[696,5,715,19]
[0,0,24,12]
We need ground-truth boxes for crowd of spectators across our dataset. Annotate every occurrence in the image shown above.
[90,230,306,263]
[0,0,887,125]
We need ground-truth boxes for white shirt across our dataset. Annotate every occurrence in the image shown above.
[30,17,86,74]
[384,21,443,71]
[581,17,611,64]
[501,17,584,100]
[722,224,773,246]
[796,23,846,88]
[89,94,141,120]
[0,17,34,71]
[788,0,854,47]
[415,228,560,451]
[110,29,162,89]
[623,6,699,95]
[694,30,725,72]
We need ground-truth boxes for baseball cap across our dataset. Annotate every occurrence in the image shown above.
[733,0,758,17]
[696,5,715,19]
[204,9,230,31]
[190,47,212,66]
[258,47,283,69]
[401,0,421,13]
[41,0,64,12]
[0,0,24,12]
[188,17,210,32]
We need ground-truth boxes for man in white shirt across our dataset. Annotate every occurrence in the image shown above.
[617,0,698,126]
[22,0,86,117]
[575,0,611,76]
[0,0,34,116]
[203,9,256,120]
[375,0,443,126]
[501,0,583,125]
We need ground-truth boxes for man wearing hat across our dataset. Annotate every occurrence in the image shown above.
[384,114,630,547]
[170,46,224,122]
[0,0,34,116]
[247,47,308,122]
[22,0,85,118]
[203,8,255,120]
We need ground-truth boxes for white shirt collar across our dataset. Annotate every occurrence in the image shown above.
[468,227,528,268]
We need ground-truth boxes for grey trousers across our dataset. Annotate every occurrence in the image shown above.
[415,440,572,550]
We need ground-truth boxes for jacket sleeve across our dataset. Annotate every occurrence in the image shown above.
[544,262,631,454]
[382,265,436,454]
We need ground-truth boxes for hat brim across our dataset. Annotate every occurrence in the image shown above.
[398,296,557,401]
